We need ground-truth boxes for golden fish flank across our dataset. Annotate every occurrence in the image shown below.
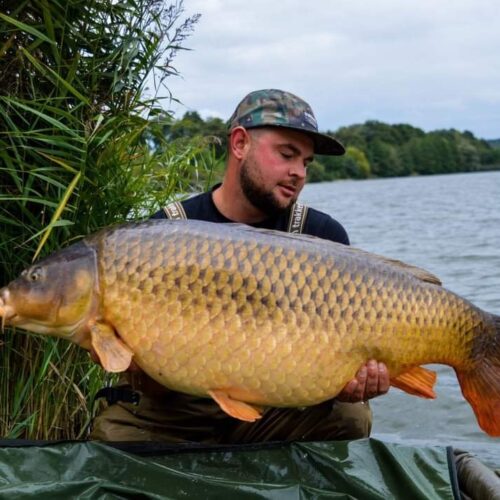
[0,220,499,435]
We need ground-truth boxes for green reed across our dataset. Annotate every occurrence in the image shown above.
[0,0,219,439]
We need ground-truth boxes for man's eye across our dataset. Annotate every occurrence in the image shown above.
[281,152,293,159]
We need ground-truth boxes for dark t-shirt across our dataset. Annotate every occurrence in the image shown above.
[151,189,350,245]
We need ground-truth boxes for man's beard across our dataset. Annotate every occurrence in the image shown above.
[240,159,295,216]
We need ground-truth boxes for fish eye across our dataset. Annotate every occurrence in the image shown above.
[28,267,43,282]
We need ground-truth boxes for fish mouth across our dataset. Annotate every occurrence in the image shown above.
[0,292,16,332]
[0,288,88,338]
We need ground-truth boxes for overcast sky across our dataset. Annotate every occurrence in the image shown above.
[160,0,500,139]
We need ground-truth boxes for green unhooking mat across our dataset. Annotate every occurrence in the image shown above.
[0,438,497,499]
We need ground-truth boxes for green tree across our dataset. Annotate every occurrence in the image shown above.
[306,159,326,182]
[168,111,205,138]
[345,146,371,179]
[457,139,481,171]
[366,140,404,177]
[166,112,227,157]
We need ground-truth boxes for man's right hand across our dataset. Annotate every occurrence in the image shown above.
[336,360,390,403]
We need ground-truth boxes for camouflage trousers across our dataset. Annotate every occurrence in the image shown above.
[90,373,372,443]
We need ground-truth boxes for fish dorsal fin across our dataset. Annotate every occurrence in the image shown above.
[195,221,442,286]
[203,222,443,286]
[374,254,442,285]
[342,246,442,286]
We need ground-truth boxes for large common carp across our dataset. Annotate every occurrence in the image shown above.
[0,220,499,435]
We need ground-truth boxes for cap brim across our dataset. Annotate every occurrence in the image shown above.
[241,124,345,156]
[307,131,345,156]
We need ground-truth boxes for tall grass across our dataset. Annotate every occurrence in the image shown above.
[0,0,215,439]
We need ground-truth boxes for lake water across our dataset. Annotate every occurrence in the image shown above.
[301,170,500,468]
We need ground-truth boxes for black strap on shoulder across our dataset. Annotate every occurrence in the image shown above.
[163,201,187,220]
[287,202,308,233]
[93,387,140,406]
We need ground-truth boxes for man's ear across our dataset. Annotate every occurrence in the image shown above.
[229,126,250,160]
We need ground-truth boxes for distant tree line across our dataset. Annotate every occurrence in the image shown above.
[165,112,500,182]
[315,121,500,181]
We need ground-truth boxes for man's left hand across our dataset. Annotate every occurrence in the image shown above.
[336,360,390,402]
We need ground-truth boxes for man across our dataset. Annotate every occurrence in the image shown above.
[90,89,389,443]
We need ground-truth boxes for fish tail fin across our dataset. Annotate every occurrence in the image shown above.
[456,314,500,437]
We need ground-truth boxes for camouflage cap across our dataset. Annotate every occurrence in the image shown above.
[228,89,345,155]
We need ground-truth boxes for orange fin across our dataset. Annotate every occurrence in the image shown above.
[90,322,133,373]
[456,315,500,437]
[208,389,263,422]
[391,366,437,399]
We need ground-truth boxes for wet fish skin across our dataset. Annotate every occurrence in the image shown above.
[0,220,499,435]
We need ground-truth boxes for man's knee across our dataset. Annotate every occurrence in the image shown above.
[328,400,372,439]
[90,401,152,441]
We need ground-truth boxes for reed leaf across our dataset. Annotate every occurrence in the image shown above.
[0,12,55,45]
[32,170,80,261]
[20,48,91,105]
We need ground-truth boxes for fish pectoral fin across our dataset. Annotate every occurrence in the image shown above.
[90,322,133,373]
[208,389,263,422]
[391,366,437,399]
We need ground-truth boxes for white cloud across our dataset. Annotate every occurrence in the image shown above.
[160,0,500,138]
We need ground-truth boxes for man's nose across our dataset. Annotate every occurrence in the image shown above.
[288,160,307,179]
